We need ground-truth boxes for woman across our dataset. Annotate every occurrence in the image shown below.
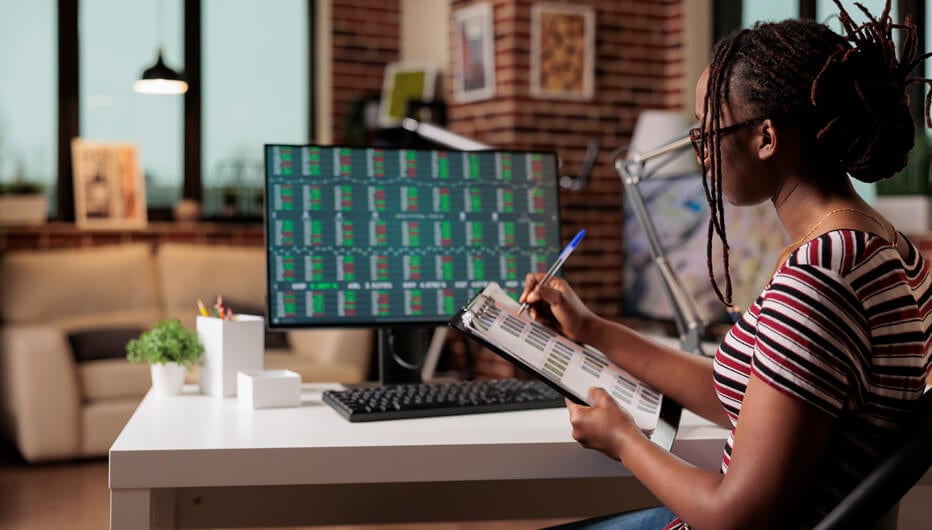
[521,2,932,529]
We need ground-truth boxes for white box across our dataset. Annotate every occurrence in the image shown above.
[237,370,301,409]
[197,315,264,397]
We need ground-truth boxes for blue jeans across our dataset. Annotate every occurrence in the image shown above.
[544,506,677,530]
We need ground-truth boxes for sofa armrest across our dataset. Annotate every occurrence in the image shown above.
[0,325,81,462]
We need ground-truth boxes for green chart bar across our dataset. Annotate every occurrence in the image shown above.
[438,255,454,280]
[466,153,481,180]
[309,220,323,245]
[341,290,357,317]
[282,292,297,318]
[280,185,294,211]
[468,222,483,246]
[467,188,482,212]
[434,152,449,179]
[310,257,325,281]
[500,222,515,246]
[339,255,356,281]
[338,221,354,246]
[307,186,321,211]
[339,185,353,210]
[306,147,320,176]
[279,147,293,175]
[281,256,296,281]
[338,148,353,177]
[406,255,422,280]
[440,289,457,315]
[279,220,295,246]
[469,255,485,280]
[434,187,450,212]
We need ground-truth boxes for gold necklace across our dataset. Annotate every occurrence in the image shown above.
[775,207,898,273]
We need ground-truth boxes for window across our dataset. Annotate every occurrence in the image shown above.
[80,0,185,209]
[742,1,799,27]
[0,0,57,216]
[201,0,309,218]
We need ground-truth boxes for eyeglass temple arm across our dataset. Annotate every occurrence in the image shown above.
[615,151,707,357]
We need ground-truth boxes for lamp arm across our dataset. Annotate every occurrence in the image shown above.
[616,156,707,356]
[402,117,597,191]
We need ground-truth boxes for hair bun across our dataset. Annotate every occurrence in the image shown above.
[810,46,914,182]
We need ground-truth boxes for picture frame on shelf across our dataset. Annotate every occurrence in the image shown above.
[71,138,148,230]
[530,2,596,101]
[453,2,496,103]
[377,62,438,128]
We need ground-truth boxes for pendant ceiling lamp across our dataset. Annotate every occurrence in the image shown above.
[134,48,188,95]
[134,0,187,95]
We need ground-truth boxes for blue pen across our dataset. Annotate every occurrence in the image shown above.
[517,228,586,316]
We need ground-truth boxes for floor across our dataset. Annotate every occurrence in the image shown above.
[0,439,574,530]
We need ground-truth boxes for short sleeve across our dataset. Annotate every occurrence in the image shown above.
[750,263,870,417]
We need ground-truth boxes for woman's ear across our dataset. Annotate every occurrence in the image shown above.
[757,119,777,161]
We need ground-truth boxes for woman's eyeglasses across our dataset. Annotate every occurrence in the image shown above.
[688,117,767,155]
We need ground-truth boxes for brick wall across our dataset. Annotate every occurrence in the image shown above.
[330,0,401,144]
[447,0,685,318]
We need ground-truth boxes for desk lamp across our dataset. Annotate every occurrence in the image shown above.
[614,110,708,356]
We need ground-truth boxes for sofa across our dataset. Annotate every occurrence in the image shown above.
[0,242,373,463]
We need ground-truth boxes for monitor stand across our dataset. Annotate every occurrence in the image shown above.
[377,327,435,385]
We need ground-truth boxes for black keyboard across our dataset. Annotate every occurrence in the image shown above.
[322,378,566,422]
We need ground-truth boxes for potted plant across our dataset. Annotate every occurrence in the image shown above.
[126,318,204,396]
[0,178,47,226]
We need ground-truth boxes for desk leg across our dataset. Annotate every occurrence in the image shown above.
[110,488,176,530]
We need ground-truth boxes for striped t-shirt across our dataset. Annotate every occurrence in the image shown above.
[665,230,932,530]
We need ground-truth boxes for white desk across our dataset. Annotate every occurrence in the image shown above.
[109,384,729,529]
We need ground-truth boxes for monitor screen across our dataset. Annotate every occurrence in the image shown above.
[264,145,563,329]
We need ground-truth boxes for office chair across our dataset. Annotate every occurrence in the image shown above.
[813,389,932,530]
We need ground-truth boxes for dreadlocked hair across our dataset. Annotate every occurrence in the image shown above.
[700,0,932,307]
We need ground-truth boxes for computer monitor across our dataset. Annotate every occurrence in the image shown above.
[264,144,563,384]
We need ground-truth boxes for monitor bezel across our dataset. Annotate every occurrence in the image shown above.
[263,143,563,330]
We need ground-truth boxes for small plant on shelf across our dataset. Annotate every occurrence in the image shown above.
[0,180,44,195]
[126,318,204,371]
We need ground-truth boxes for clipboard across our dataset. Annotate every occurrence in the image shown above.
[449,282,681,450]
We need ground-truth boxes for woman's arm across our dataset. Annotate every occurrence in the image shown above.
[573,373,833,530]
[519,272,729,426]
[585,316,729,427]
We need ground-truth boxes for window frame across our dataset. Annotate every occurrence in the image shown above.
[55,0,316,222]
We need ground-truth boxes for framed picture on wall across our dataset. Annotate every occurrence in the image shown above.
[530,2,596,101]
[378,62,438,127]
[453,2,496,103]
[71,138,147,230]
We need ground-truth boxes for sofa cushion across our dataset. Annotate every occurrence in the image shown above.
[77,358,151,402]
[67,326,145,363]
[156,243,267,317]
[0,243,161,326]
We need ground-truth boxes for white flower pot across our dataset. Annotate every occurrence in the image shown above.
[150,362,186,396]
[0,194,47,226]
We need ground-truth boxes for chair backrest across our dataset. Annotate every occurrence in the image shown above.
[813,389,932,530]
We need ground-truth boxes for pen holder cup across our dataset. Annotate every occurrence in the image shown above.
[196,315,264,397]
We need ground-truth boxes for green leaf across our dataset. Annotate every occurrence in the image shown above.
[125,318,204,371]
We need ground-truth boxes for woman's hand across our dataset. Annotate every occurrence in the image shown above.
[565,387,644,461]
[518,273,599,343]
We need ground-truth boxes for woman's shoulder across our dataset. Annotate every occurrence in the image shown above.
[786,228,921,277]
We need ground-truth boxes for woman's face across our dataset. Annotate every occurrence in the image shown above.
[694,67,776,206]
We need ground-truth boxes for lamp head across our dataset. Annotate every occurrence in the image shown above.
[627,110,698,178]
[134,50,188,95]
